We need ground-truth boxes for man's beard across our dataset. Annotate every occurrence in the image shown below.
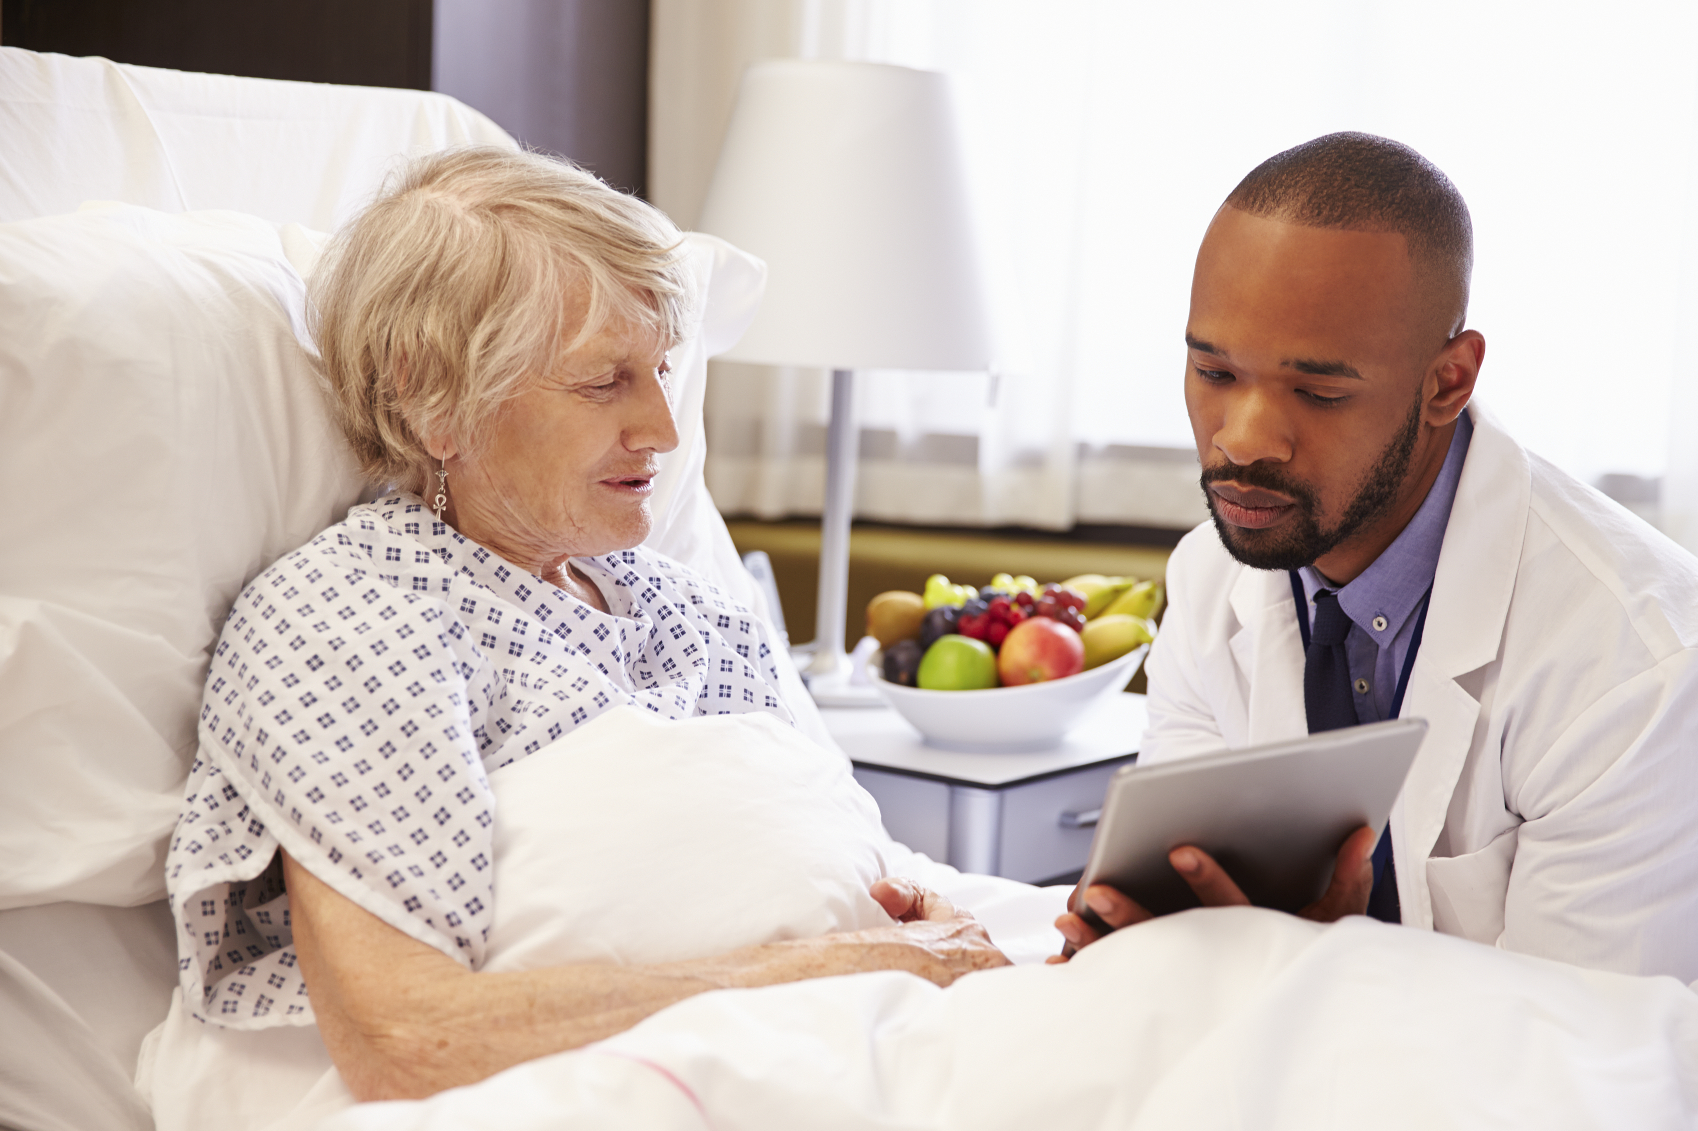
[1200,395,1424,572]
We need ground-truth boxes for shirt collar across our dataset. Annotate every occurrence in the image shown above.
[371,493,640,627]
[1300,410,1474,641]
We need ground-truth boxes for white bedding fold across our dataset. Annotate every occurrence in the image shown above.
[322,907,1698,1131]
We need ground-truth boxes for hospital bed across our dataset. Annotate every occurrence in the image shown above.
[0,46,827,1129]
[1,45,1694,1131]
[0,49,513,1131]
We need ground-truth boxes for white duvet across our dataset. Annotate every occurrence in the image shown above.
[146,708,1698,1131]
[324,906,1698,1131]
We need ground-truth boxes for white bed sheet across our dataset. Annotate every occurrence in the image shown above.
[322,908,1698,1131]
[0,902,176,1131]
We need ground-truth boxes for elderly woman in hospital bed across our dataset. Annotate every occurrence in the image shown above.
[154,146,1007,1112]
[3,47,1694,1129]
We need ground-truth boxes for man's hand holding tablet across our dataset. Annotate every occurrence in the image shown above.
[1050,828,1378,960]
[1048,718,1427,961]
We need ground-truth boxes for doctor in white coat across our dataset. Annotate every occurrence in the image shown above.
[1057,133,1698,982]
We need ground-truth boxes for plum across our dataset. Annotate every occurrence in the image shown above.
[883,639,924,686]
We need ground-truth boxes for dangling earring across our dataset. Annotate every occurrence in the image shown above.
[433,456,448,522]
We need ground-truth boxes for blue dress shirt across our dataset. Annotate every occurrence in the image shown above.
[1296,412,1473,724]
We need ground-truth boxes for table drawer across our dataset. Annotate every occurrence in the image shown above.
[852,758,1129,884]
[995,761,1124,884]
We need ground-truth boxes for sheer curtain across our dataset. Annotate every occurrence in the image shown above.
[650,0,1698,541]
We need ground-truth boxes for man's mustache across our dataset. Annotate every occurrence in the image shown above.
[1199,462,1320,513]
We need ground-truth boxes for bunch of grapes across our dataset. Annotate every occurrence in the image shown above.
[1033,584,1088,632]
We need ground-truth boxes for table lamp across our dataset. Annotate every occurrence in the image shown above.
[696,59,993,707]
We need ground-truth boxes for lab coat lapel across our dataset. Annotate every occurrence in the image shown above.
[1392,404,1528,928]
[1227,568,1309,746]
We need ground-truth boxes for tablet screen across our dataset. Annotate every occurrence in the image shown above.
[1077,717,1426,915]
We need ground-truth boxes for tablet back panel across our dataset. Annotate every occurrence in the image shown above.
[1080,718,1427,915]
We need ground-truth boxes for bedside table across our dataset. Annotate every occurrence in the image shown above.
[820,693,1147,884]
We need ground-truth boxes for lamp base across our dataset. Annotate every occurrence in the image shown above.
[806,665,887,708]
[798,635,886,708]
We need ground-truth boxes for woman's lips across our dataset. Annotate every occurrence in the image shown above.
[1209,483,1296,530]
[599,474,654,497]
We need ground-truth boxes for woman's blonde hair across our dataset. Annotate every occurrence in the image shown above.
[309,146,690,490]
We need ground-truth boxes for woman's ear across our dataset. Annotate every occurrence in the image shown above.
[419,425,461,465]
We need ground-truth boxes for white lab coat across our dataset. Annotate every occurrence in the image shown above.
[1142,404,1698,982]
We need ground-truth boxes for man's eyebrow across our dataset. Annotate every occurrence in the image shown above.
[1186,334,1364,380]
[1285,358,1364,380]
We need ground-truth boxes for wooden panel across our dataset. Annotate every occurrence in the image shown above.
[2,0,433,90]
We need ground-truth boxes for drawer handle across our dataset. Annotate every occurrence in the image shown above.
[1059,807,1100,829]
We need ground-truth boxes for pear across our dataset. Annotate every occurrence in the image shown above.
[866,590,927,647]
[1100,580,1164,621]
[1062,573,1137,618]
[1081,614,1156,670]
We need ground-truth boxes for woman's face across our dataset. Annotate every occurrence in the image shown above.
[440,311,679,573]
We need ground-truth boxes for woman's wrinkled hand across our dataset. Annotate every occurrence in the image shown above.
[820,877,1011,987]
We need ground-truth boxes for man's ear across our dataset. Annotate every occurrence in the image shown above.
[1425,329,1484,426]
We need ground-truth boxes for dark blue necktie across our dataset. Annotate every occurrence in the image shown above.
[1303,590,1357,733]
[1303,589,1400,922]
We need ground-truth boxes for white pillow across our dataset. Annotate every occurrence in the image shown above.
[0,46,517,229]
[484,706,895,971]
[0,203,369,909]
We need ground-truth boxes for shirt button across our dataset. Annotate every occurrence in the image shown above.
[1372,615,1388,632]
[1354,678,1371,694]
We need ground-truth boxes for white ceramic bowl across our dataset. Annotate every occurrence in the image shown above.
[871,643,1149,752]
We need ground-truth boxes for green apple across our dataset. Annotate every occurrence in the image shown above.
[917,634,999,690]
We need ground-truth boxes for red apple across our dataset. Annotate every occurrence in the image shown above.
[997,616,1085,686]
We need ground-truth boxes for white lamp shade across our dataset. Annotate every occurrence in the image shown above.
[696,60,992,372]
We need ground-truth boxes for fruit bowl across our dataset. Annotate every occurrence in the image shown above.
[871,644,1149,753]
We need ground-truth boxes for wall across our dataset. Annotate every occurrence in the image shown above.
[432,0,649,196]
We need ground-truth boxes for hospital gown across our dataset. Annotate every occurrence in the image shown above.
[165,495,794,1029]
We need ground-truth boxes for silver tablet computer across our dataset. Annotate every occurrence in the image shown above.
[1076,717,1427,916]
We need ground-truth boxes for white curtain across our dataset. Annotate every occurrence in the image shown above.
[651,0,1698,541]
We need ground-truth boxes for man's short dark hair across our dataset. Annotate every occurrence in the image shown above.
[1226,132,1473,329]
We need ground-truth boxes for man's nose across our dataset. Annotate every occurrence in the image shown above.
[1212,387,1292,467]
